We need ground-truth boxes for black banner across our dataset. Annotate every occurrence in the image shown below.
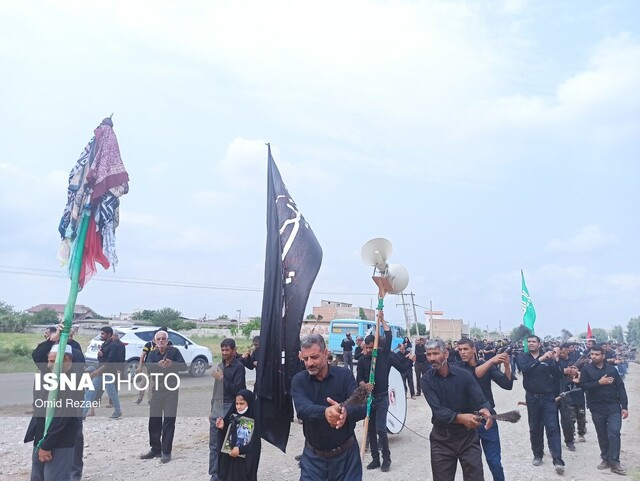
[255,145,323,452]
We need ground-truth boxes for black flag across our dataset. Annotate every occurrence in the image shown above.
[255,145,323,452]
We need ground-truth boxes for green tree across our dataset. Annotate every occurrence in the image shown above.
[306,314,316,320]
[471,327,483,339]
[242,316,261,338]
[609,325,624,343]
[409,322,428,336]
[217,314,229,320]
[0,301,30,332]
[591,328,609,343]
[132,309,156,320]
[358,308,368,320]
[626,316,640,346]
[152,307,182,326]
[29,308,59,325]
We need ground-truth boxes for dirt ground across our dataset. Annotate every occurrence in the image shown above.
[0,364,638,481]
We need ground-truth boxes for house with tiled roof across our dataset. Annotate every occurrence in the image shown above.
[25,304,100,321]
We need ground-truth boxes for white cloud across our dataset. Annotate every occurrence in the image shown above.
[546,225,616,252]
[605,274,640,291]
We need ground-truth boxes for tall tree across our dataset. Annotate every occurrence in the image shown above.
[591,327,609,343]
[609,325,624,343]
[30,308,60,325]
[626,316,640,346]
[152,307,182,325]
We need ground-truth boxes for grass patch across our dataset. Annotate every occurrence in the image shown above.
[0,332,95,373]
[189,335,255,363]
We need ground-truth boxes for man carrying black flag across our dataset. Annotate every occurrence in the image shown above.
[255,145,323,453]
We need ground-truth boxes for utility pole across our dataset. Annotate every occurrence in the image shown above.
[396,293,414,336]
[237,309,241,332]
[410,292,420,337]
[429,300,433,338]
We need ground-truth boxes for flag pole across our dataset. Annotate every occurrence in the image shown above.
[360,279,389,461]
[38,210,90,448]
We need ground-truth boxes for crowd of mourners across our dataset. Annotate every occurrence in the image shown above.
[26,319,635,481]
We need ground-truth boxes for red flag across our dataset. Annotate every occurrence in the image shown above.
[587,322,593,340]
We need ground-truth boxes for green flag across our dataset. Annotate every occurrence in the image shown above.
[521,270,536,352]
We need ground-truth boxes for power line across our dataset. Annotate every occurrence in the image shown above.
[0,264,374,296]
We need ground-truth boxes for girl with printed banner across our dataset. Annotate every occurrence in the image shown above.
[215,389,260,481]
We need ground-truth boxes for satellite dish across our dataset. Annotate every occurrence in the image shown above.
[386,263,409,294]
[361,238,393,271]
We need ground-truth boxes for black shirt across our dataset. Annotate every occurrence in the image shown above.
[579,362,628,411]
[414,343,427,364]
[354,345,363,360]
[108,338,126,373]
[356,331,409,394]
[455,360,513,408]
[291,365,366,450]
[211,357,246,411]
[341,337,355,352]
[145,346,186,391]
[421,364,491,428]
[517,352,562,395]
[26,340,83,450]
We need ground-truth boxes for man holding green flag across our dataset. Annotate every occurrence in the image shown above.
[521,270,536,352]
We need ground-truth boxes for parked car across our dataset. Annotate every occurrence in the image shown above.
[84,326,213,377]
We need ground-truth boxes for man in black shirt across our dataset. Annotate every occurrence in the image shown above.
[140,330,186,463]
[208,338,246,481]
[341,332,355,371]
[353,336,364,362]
[356,313,409,473]
[240,336,260,370]
[421,338,493,481]
[82,326,123,419]
[517,335,565,474]
[456,338,512,481]
[413,338,428,396]
[579,344,629,475]
[291,334,366,481]
[26,342,84,481]
[556,343,586,450]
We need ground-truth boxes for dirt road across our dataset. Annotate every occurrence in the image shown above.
[0,364,638,481]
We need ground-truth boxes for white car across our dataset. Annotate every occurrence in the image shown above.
[84,326,213,377]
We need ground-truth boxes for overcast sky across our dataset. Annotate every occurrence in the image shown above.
[1,1,638,337]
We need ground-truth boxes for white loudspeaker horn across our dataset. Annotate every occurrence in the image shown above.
[361,238,393,271]
[386,263,409,294]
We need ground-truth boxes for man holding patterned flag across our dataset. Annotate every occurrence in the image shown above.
[26,117,129,481]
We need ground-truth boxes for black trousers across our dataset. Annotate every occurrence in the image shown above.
[149,389,179,455]
[402,369,415,397]
[367,394,390,461]
[559,397,588,442]
[415,363,429,395]
[430,426,484,481]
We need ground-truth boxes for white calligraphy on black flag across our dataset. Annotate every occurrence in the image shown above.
[255,145,323,452]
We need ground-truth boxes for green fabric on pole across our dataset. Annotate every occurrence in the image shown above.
[521,270,536,353]
[365,297,385,419]
[37,210,90,450]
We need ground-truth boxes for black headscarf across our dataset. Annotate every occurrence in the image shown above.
[218,389,260,481]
